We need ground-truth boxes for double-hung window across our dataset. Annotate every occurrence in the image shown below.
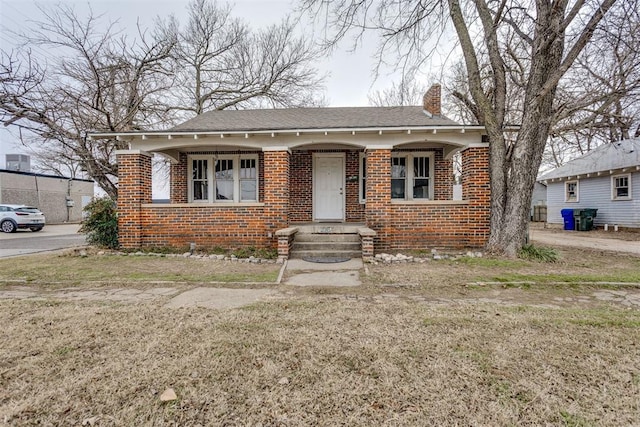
[188,154,259,203]
[612,174,631,200]
[391,153,434,200]
[565,180,578,202]
[240,158,258,201]
[191,158,209,201]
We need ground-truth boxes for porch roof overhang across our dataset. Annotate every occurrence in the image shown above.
[89,125,488,163]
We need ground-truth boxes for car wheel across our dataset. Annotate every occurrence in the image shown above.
[1,220,17,233]
[30,227,43,232]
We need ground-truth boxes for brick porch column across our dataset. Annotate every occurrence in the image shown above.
[116,150,152,249]
[461,146,490,246]
[263,148,290,246]
[365,148,392,252]
[170,152,188,204]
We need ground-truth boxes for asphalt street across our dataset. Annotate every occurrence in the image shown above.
[0,224,86,258]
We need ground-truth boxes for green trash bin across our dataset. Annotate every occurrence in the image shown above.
[574,208,598,231]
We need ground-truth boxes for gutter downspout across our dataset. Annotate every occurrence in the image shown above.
[67,178,72,222]
[34,175,41,208]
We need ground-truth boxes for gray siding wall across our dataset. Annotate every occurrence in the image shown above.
[546,171,639,228]
[0,172,94,224]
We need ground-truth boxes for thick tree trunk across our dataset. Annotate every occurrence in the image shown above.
[486,0,565,257]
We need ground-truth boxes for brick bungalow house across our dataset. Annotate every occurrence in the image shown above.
[90,85,490,259]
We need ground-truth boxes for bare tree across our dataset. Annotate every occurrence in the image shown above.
[301,0,620,256]
[368,79,428,106]
[543,1,640,168]
[158,0,325,118]
[439,1,639,171]
[1,0,326,198]
[0,5,176,198]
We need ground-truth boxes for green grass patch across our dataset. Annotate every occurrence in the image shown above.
[559,410,592,427]
[564,309,640,328]
[451,256,530,268]
[490,272,640,284]
[519,244,559,262]
[499,306,640,329]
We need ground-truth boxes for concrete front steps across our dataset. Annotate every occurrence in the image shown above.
[289,224,363,259]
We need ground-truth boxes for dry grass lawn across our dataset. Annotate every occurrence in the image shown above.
[1,246,639,425]
[1,299,638,426]
[0,253,280,288]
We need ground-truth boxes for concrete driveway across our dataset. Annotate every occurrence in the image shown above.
[0,223,86,258]
[530,227,640,255]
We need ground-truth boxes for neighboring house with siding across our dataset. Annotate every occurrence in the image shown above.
[0,169,94,223]
[90,85,491,259]
[538,138,640,229]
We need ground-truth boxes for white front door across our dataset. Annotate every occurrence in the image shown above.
[314,154,345,221]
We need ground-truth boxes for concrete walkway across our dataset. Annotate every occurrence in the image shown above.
[530,228,640,255]
[165,287,278,309]
[0,285,281,310]
[2,284,639,309]
[284,258,363,287]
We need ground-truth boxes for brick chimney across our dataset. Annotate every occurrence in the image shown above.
[423,84,441,116]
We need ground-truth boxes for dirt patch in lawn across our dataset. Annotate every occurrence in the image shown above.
[1,298,638,426]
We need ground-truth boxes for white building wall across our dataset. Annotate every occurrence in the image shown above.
[546,171,639,228]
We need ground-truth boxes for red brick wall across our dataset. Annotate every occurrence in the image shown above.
[365,149,392,250]
[289,151,313,222]
[263,150,289,244]
[345,150,365,222]
[388,204,478,249]
[117,151,152,248]
[139,205,268,249]
[461,146,490,244]
[171,153,188,204]
[433,150,453,200]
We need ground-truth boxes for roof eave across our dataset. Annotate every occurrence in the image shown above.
[88,125,488,140]
[539,164,640,183]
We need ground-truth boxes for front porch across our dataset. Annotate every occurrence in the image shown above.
[116,142,489,259]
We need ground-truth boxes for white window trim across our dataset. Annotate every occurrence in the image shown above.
[239,156,260,203]
[359,152,366,204]
[187,154,259,203]
[565,180,579,203]
[391,152,435,201]
[188,155,211,203]
[611,173,631,201]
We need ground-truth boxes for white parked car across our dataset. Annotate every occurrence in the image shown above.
[0,204,46,233]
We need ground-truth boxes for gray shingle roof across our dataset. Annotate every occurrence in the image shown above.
[170,106,460,132]
[539,139,640,180]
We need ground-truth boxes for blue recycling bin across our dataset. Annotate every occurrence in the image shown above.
[561,208,575,230]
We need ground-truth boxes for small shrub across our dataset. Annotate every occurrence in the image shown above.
[519,244,559,262]
[80,197,118,249]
